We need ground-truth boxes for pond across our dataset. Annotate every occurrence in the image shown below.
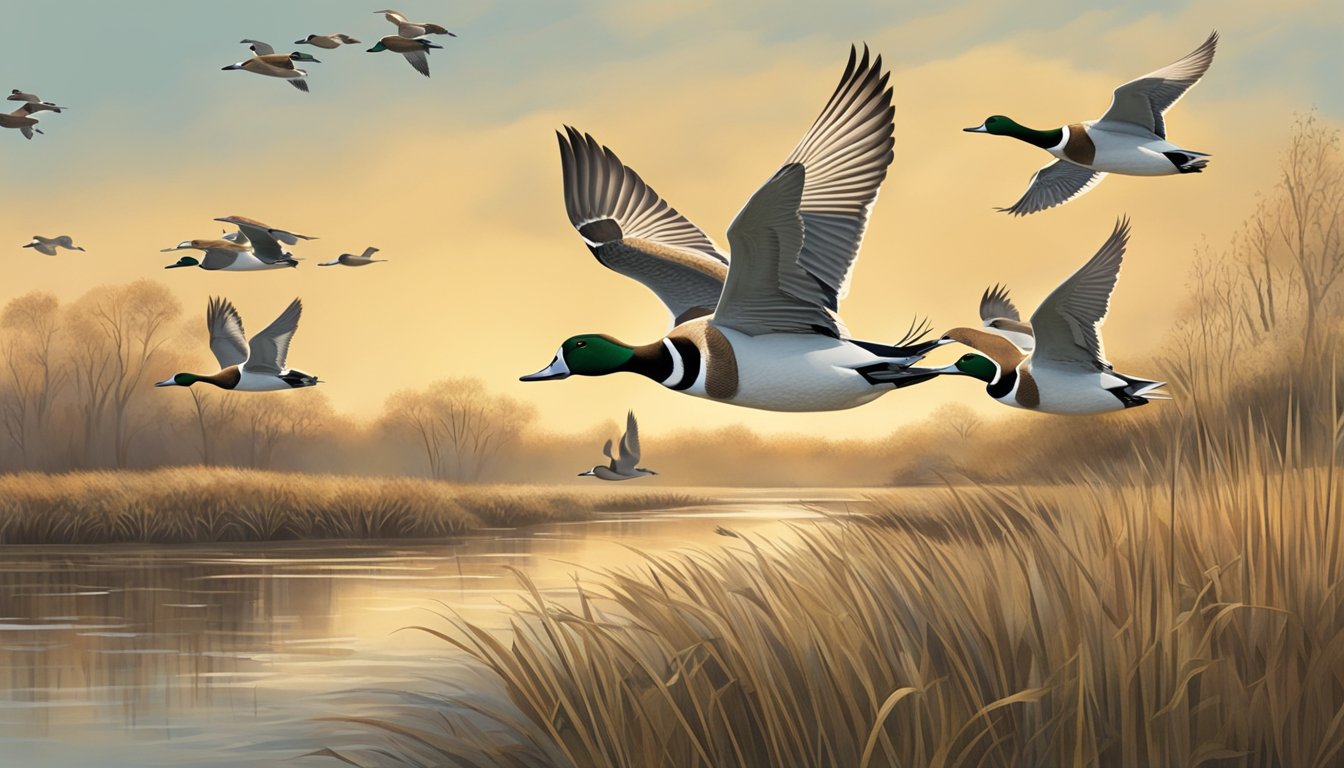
[0,490,863,767]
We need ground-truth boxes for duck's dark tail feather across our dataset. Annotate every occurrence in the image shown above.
[1110,373,1169,407]
[1164,151,1209,173]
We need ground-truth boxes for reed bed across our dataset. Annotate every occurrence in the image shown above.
[0,468,708,545]
[338,413,1344,767]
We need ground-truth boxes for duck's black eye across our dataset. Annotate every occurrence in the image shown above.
[575,341,587,349]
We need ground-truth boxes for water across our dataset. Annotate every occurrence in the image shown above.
[0,490,856,767]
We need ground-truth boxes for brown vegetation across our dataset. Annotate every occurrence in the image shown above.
[0,468,708,545]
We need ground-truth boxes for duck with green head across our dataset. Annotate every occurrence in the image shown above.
[222,40,320,92]
[521,46,941,413]
[162,217,305,271]
[965,31,1217,215]
[920,218,1167,414]
[367,36,443,77]
[156,297,319,392]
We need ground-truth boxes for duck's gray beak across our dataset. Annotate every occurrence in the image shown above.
[935,337,957,346]
[520,350,570,382]
[154,377,177,387]
[964,124,988,133]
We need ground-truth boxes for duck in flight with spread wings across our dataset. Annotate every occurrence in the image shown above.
[928,218,1167,414]
[156,297,319,391]
[521,45,940,412]
[162,216,313,271]
[579,411,657,480]
[965,31,1218,215]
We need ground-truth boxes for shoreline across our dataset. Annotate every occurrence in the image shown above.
[0,467,719,546]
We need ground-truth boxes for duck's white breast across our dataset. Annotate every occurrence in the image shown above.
[1072,124,1185,176]
[1021,363,1126,415]
[683,327,892,412]
[225,252,289,272]
[235,371,292,391]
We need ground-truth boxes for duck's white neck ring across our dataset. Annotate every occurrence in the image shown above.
[660,338,684,387]
[1050,125,1070,152]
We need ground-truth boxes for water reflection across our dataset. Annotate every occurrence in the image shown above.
[0,494,843,766]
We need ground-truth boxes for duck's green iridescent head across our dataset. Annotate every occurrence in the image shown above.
[520,334,633,381]
[964,115,1021,136]
[155,372,199,387]
[290,51,321,63]
[366,41,388,52]
[941,353,999,384]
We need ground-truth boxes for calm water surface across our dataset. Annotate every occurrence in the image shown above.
[0,490,861,767]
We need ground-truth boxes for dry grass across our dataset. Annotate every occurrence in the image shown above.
[0,468,708,545]
[334,411,1344,767]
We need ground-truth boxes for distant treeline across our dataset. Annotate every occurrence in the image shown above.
[0,116,1340,486]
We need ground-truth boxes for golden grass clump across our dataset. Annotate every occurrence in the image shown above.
[344,413,1344,768]
[0,467,708,544]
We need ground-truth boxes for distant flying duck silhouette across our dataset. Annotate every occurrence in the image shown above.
[319,247,386,267]
[579,411,657,480]
[23,235,85,255]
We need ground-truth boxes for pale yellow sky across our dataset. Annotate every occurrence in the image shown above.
[0,0,1340,439]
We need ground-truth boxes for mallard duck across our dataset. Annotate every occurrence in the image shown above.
[521,46,940,412]
[23,235,85,255]
[223,41,320,92]
[929,218,1167,414]
[580,411,657,480]
[156,297,318,391]
[367,35,442,77]
[965,31,1218,215]
[162,216,307,271]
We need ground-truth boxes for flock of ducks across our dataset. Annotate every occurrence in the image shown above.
[222,8,456,89]
[530,33,1219,477]
[10,22,1220,481]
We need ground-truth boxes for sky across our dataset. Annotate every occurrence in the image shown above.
[1,0,1341,440]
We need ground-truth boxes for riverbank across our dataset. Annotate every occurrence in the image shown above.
[0,468,710,545]
[346,460,1344,766]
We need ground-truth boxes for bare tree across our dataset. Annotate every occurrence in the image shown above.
[237,392,333,468]
[0,293,68,467]
[66,282,182,467]
[188,388,240,465]
[934,402,983,442]
[382,378,534,482]
[1275,113,1344,358]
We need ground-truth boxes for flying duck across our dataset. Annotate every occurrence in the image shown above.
[319,247,385,267]
[156,297,319,391]
[374,9,457,38]
[223,40,320,92]
[928,218,1167,414]
[965,31,1218,215]
[23,235,85,255]
[162,217,307,271]
[521,46,941,413]
[295,33,361,49]
[7,90,64,113]
[367,35,442,77]
[0,103,45,139]
[580,411,657,480]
